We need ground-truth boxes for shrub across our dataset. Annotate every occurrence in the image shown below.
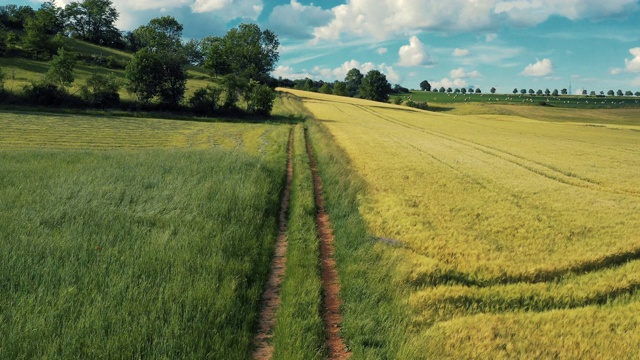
[406,99,429,110]
[23,82,67,106]
[79,73,120,108]
[247,83,276,116]
[392,97,403,105]
[188,86,221,116]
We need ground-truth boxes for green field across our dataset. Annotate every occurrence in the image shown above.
[0,110,290,358]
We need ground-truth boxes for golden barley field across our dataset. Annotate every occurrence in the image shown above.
[283,89,640,359]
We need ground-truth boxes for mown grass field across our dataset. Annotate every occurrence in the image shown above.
[284,89,640,359]
[0,110,291,358]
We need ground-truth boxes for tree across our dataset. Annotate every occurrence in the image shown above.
[393,84,409,93]
[0,66,5,93]
[520,89,527,95]
[625,90,633,96]
[45,47,76,90]
[461,88,467,94]
[446,87,452,93]
[536,89,543,95]
[600,91,605,96]
[635,92,640,96]
[333,81,347,96]
[184,39,204,66]
[582,90,587,95]
[246,80,276,115]
[617,89,623,96]
[203,23,279,83]
[607,90,615,96]
[345,68,363,97]
[23,16,55,59]
[0,5,36,30]
[544,89,550,96]
[590,91,596,96]
[64,0,121,46]
[359,70,392,102]
[420,80,431,91]
[561,88,568,95]
[439,86,446,93]
[319,83,332,94]
[125,17,187,107]
[513,88,518,94]
[552,89,559,96]
[454,88,460,94]
[475,88,481,94]
[490,87,496,94]
[529,89,534,95]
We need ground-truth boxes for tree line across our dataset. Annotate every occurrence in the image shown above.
[0,1,279,116]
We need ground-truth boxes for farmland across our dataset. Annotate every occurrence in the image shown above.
[284,89,640,358]
[0,110,290,358]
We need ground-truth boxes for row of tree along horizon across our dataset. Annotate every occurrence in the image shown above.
[0,1,280,116]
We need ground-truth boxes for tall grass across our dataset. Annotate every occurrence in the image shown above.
[272,124,325,359]
[0,143,287,358]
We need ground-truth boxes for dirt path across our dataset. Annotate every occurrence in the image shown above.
[304,128,352,360]
[252,129,294,360]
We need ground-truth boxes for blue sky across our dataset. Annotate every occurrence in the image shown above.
[15,0,640,93]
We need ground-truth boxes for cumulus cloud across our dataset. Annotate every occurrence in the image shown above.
[272,60,401,84]
[267,0,333,40]
[611,47,640,75]
[431,78,469,90]
[397,36,431,67]
[521,58,553,77]
[312,0,636,41]
[450,68,481,78]
[453,48,470,57]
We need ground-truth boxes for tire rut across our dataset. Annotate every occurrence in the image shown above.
[304,128,352,360]
[252,129,294,360]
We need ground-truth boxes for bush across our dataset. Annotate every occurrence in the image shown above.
[188,86,221,116]
[405,99,429,110]
[392,97,403,105]
[247,83,276,116]
[79,73,120,108]
[23,82,67,106]
[0,66,5,92]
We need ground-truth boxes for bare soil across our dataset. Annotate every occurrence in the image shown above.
[305,128,351,360]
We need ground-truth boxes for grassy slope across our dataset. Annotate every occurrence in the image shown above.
[0,111,291,359]
[0,38,211,100]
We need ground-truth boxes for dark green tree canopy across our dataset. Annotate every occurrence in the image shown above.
[420,80,431,91]
[203,23,279,83]
[344,68,363,97]
[360,70,392,102]
[64,0,120,46]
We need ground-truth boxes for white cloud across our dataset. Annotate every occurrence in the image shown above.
[397,36,430,67]
[191,0,262,15]
[431,78,469,90]
[611,47,640,75]
[267,0,333,40]
[633,76,640,87]
[272,65,315,80]
[521,58,553,77]
[450,68,481,78]
[453,48,470,57]
[485,33,498,42]
[312,0,637,42]
[379,63,402,84]
[273,60,402,84]
[377,47,388,55]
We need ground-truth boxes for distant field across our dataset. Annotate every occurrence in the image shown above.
[395,90,640,110]
[0,110,290,358]
[285,89,640,358]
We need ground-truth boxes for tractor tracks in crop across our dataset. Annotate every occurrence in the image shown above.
[305,128,352,360]
[252,129,294,360]
[253,127,350,359]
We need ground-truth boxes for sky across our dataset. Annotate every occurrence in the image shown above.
[13,0,640,93]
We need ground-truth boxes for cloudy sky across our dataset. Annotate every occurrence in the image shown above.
[16,0,640,92]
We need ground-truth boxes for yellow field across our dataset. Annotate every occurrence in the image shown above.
[283,89,640,358]
[0,111,281,155]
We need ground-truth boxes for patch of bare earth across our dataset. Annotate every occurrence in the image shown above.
[305,128,352,360]
[252,129,294,360]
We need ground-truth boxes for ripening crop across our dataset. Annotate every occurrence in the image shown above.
[283,88,640,359]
